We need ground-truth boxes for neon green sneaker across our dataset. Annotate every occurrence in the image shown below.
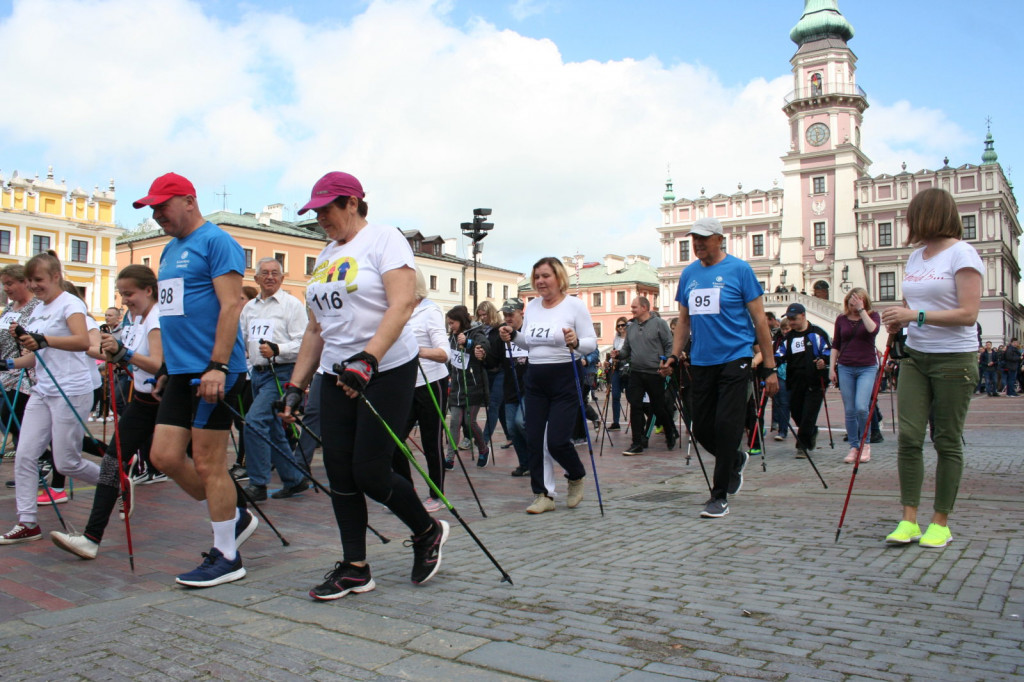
[885,521,922,545]
[919,523,952,548]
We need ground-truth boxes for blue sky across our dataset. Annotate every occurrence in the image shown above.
[1,0,1019,271]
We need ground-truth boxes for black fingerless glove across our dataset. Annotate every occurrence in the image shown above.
[14,325,46,349]
[108,340,129,364]
[259,338,280,357]
[333,351,379,394]
[274,382,305,416]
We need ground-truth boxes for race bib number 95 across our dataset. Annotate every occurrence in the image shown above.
[688,287,720,315]
[158,278,185,316]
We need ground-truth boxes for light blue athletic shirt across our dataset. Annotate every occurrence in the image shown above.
[675,254,762,366]
[158,221,247,374]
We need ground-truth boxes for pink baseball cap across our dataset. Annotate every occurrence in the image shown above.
[133,173,197,209]
[298,171,365,215]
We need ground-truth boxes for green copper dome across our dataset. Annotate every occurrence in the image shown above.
[790,0,854,45]
[982,130,998,165]
[663,176,675,202]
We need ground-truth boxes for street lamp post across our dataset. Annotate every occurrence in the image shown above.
[461,208,493,311]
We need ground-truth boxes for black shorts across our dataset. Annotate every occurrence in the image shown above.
[155,373,244,430]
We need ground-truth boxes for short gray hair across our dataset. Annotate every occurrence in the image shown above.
[255,257,282,274]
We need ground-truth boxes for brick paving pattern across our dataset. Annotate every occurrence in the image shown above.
[0,390,1021,680]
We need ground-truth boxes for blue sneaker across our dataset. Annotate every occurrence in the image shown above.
[175,548,246,587]
[235,508,258,547]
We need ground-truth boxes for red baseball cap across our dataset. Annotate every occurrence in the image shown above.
[298,171,365,215]
[133,173,197,209]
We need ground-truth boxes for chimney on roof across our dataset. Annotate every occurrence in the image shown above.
[444,238,457,256]
[257,203,284,225]
[604,253,625,275]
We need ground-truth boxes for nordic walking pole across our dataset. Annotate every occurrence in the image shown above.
[332,366,512,584]
[667,372,713,495]
[789,414,829,489]
[568,348,605,516]
[818,376,835,449]
[107,363,135,571]
[0,381,71,532]
[460,338,483,466]
[598,363,613,456]
[260,342,303,444]
[748,380,769,473]
[220,397,390,545]
[1,369,25,457]
[418,363,486,517]
[836,333,895,543]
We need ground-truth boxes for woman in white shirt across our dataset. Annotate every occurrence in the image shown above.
[50,265,163,560]
[0,251,98,545]
[880,188,982,549]
[500,257,596,514]
[282,171,448,600]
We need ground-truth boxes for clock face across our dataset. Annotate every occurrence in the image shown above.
[806,122,830,147]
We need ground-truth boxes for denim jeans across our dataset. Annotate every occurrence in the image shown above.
[982,368,998,394]
[244,365,305,488]
[1002,369,1018,396]
[838,364,878,449]
[610,369,627,424]
[504,400,529,469]
[482,370,506,443]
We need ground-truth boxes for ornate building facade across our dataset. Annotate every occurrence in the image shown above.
[656,1,1022,343]
[1,167,122,315]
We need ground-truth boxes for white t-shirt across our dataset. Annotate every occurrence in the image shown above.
[903,240,984,353]
[409,299,450,387]
[512,295,597,365]
[121,305,161,393]
[306,223,419,374]
[85,315,102,390]
[22,291,94,397]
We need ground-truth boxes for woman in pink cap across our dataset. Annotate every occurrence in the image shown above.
[280,172,448,600]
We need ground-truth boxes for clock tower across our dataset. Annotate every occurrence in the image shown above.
[779,0,870,300]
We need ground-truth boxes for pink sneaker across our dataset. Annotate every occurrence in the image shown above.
[860,444,871,462]
[37,489,68,505]
[844,448,858,463]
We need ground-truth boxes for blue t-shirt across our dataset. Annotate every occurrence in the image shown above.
[158,221,247,374]
[675,254,762,366]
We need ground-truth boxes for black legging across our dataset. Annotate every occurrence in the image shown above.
[392,377,448,499]
[319,360,432,562]
[84,394,160,543]
[524,361,586,496]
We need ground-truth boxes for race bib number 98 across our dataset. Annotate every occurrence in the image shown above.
[158,278,185,316]
[688,287,721,315]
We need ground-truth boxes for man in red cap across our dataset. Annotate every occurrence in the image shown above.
[133,173,257,587]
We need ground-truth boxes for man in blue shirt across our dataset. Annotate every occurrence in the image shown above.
[134,173,256,588]
[662,217,778,519]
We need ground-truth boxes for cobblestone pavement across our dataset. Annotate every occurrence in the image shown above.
[1,391,1022,680]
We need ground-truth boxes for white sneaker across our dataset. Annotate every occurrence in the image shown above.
[50,531,99,559]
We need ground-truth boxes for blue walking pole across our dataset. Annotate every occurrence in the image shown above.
[569,347,605,516]
[1,369,26,454]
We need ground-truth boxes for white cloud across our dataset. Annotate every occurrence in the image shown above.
[0,0,971,270]
[509,0,550,21]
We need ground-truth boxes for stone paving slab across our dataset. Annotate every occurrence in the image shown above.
[0,392,1022,680]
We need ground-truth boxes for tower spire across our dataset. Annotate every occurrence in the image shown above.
[982,117,998,165]
[790,0,854,46]
[663,164,675,202]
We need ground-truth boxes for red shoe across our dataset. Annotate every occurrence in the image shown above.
[37,489,68,505]
[0,523,42,544]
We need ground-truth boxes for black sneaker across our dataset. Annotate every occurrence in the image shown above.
[235,508,259,547]
[622,445,644,456]
[408,519,449,585]
[607,423,621,431]
[728,451,748,496]
[476,450,489,467]
[271,480,310,499]
[242,484,267,501]
[700,498,729,518]
[510,466,529,477]
[666,430,678,451]
[309,561,376,601]
[229,464,249,482]
[870,432,884,444]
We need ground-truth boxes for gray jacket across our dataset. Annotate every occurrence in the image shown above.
[619,316,673,373]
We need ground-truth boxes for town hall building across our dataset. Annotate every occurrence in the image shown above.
[656,0,1021,343]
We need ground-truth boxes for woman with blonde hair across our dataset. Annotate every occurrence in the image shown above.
[830,286,881,463]
[880,188,982,549]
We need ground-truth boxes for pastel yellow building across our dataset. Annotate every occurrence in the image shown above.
[0,167,122,314]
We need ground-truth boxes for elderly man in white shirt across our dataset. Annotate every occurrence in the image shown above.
[239,257,310,500]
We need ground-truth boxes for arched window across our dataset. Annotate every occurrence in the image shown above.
[810,72,823,96]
